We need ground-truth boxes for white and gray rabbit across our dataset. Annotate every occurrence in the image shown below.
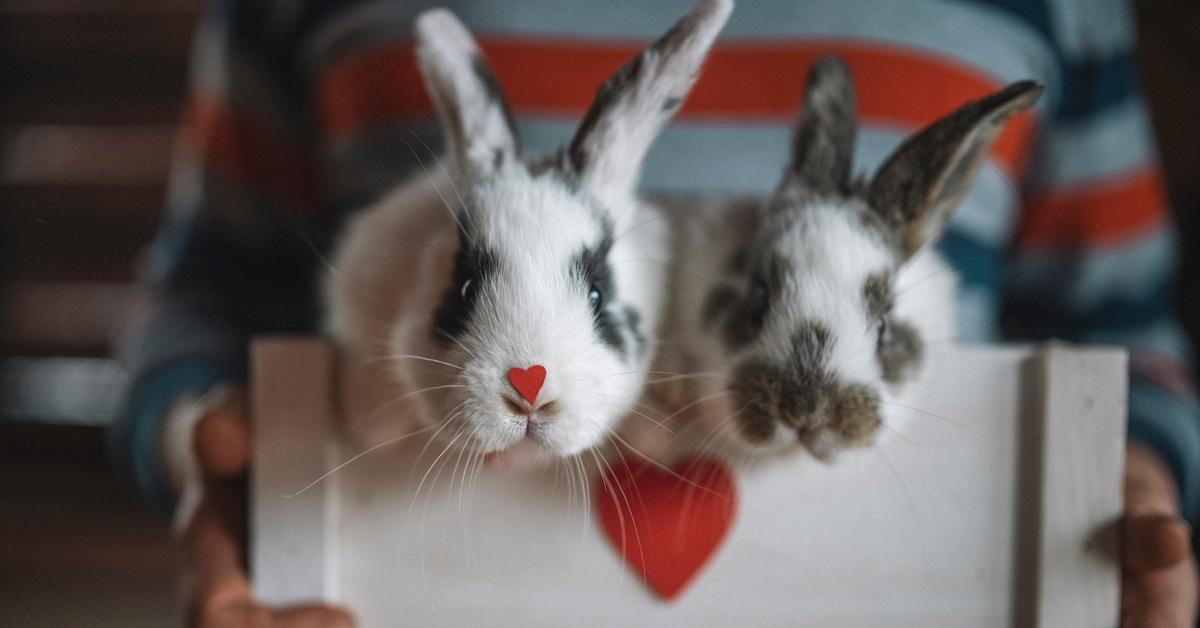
[324,0,734,467]
[635,57,1042,462]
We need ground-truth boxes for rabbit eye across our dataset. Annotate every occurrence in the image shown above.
[876,316,890,339]
[751,279,770,315]
[460,278,474,299]
[588,283,604,310]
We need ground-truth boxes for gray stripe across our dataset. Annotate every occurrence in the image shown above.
[956,287,1001,343]
[1,358,126,425]
[1089,319,1194,366]
[301,0,1058,102]
[328,119,1021,248]
[1045,0,1136,62]
[1008,229,1178,313]
[1027,97,1158,189]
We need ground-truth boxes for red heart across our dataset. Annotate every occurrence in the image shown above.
[508,365,547,404]
[596,456,737,601]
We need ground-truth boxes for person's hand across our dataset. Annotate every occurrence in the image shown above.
[177,389,355,628]
[1122,443,1198,627]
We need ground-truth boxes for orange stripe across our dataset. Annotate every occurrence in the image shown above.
[185,97,321,207]
[1017,168,1169,247]
[317,38,1038,175]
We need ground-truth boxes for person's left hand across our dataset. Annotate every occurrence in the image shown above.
[1122,443,1198,627]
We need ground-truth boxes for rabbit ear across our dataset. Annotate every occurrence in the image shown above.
[867,81,1042,260]
[414,9,519,180]
[565,0,733,201]
[782,56,857,197]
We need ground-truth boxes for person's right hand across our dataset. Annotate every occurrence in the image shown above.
[179,390,355,628]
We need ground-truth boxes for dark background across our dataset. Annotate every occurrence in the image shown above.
[0,1,1196,625]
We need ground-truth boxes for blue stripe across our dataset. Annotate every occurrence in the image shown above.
[936,229,1002,292]
[1002,275,1176,342]
[147,207,327,308]
[1054,53,1139,122]
[1128,379,1200,523]
[961,0,1054,45]
[961,0,1138,121]
[215,0,378,100]
[108,362,236,512]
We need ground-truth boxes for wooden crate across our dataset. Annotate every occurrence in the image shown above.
[251,337,1125,627]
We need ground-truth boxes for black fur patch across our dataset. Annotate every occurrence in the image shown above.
[791,321,833,365]
[571,224,625,357]
[728,322,833,439]
[862,271,893,321]
[729,321,881,449]
[567,51,644,174]
[877,318,924,385]
[824,383,881,446]
[724,247,750,273]
[432,224,497,346]
[789,57,857,196]
[729,360,797,443]
[861,272,923,384]
[624,306,646,358]
[565,6,697,175]
[470,54,519,155]
[701,284,740,330]
[720,253,790,349]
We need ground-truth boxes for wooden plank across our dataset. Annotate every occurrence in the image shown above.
[2,186,163,282]
[3,126,175,186]
[0,1,203,16]
[1015,346,1126,627]
[0,356,125,423]
[251,341,1127,625]
[250,337,340,606]
[0,12,195,125]
[2,281,134,355]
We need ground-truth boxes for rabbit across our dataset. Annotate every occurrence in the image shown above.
[324,0,734,468]
[632,57,1042,463]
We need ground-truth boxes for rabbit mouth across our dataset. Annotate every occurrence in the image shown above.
[483,437,556,469]
[727,359,883,454]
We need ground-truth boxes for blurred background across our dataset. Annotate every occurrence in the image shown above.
[0,0,1196,625]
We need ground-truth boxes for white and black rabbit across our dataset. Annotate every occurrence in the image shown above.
[325,0,734,467]
[637,57,1042,462]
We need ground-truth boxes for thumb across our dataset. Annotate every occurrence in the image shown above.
[272,604,357,628]
[194,390,251,479]
[1124,513,1191,574]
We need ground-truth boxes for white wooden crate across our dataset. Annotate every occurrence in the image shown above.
[251,338,1126,627]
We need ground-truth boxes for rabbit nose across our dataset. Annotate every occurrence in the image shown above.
[508,365,547,404]
[795,413,824,440]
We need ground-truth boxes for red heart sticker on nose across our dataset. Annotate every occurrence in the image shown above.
[508,365,547,404]
[596,456,737,601]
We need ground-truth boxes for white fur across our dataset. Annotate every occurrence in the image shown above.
[414,9,517,179]
[326,151,668,462]
[632,199,960,461]
[572,0,734,205]
[628,69,1038,464]
[324,2,730,466]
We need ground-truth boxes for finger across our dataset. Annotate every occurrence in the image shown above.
[1124,513,1192,574]
[1121,560,1199,628]
[199,602,355,628]
[195,404,252,479]
[183,483,253,622]
[273,604,357,628]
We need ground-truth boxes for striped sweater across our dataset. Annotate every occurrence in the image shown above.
[113,0,1200,519]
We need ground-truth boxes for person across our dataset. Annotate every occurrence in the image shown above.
[111,1,1200,625]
